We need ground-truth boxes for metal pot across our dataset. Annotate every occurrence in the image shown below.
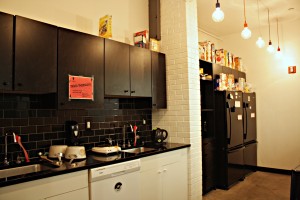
[65,146,86,160]
[48,145,68,159]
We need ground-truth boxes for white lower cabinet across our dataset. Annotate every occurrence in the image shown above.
[44,188,88,200]
[0,170,88,200]
[140,148,188,200]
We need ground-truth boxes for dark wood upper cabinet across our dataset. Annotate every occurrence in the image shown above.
[58,28,104,109]
[0,12,13,91]
[130,46,151,97]
[104,39,130,96]
[151,52,166,108]
[105,39,152,98]
[14,16,57,93]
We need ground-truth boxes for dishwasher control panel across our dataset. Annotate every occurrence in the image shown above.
[89,159,141,182]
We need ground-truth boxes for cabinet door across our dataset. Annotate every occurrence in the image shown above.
[58,28,104,109]
[151,52,166,108]
[15,16,57,93]
[0,12,13,91]
[104,39,130,96]
[163,162,188,200]
[130,46,151,97]
[44,188,88,200]
[140,166,163,200]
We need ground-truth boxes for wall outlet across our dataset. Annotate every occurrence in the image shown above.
[86,120,91,130]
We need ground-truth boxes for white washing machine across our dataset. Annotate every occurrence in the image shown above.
[89,159,140,200]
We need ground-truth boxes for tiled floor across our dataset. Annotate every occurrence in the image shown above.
[203,171,291,200]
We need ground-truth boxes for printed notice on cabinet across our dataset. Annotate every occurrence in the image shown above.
[69,75,94,101]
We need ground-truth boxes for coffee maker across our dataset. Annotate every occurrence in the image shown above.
[66,120,80,145]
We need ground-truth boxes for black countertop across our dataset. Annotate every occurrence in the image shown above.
[0,143,190,188]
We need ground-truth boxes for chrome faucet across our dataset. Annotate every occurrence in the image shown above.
[4,132,17,165]
[122,123,133,148]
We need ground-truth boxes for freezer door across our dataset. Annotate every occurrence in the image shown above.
[226,91,244,149]
[243,93,257,143]
[227,147,245,188]
[244,142,257,176]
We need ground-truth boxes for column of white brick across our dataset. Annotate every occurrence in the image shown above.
[152,0,202,199]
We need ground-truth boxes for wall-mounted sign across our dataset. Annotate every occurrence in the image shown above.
[288,66,296,74]
[69,75,94,101]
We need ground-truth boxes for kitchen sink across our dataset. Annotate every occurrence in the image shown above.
[0,164,52,179]
[121,147,156,154]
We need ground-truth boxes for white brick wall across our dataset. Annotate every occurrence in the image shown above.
[152,0,202,199]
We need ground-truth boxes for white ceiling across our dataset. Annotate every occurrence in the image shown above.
[197,0,300,37]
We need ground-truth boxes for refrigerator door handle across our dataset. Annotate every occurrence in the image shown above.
[243,105,248,140]
[226,104,232,145]
[228,146,246,153]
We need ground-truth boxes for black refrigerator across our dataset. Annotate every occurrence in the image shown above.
[215,91,245,189]
[243,92,257,176]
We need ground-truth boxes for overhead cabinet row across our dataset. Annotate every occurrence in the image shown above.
[0,12,166,109]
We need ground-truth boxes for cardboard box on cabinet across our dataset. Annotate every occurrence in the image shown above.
[134,30,149,48]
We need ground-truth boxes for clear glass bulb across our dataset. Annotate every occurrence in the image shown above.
[256,37,265,48]
[275,47,282,58]
[212,7,224,22]
[267,44,275,53]
[241,27,252,39]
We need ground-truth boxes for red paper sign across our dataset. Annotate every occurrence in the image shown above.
[68,75,94,100]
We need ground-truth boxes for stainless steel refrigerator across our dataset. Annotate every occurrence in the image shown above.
[243,92,257,176]
[215,91,245,189]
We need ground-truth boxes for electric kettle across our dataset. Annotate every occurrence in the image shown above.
[152,128,168,144]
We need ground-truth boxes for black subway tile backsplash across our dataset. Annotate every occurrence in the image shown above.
[0,93,152,164]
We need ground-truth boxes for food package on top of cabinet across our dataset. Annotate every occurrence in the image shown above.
[234,57,243,71]
[150,38,160,52]
[198,42,206,60]
[211,43,215,63]
[99,15,112,38]
[236,77,245,91]
[215,49,225,66]
[244,82,253,93]
[199,41,214,62]
[224,49,228,67]
[217,73,228,91]
[228,52,233,68]
[134,30,149,48]
[232,54,236,69]
[227,74,235,91]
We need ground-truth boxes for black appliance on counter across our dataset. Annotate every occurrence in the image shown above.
[66,120,80,146]
[214,91,257,189]
[152,128,168,146]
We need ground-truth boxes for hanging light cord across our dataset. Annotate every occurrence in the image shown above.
[244,0,247,24]
[268,9,271,42]
[257,0,262,36]
[277,18,280,48]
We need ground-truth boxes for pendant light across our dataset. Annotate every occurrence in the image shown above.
[275,18,282,58]
[267,9,275,53]
[241,0,251,39]
[255,0,265,48]
[212,0,224,22]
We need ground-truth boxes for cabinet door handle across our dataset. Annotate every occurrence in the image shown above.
[131,91,135,94]
[124,90,129,93]
[152,104,157,106]
[2,82,8,86]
